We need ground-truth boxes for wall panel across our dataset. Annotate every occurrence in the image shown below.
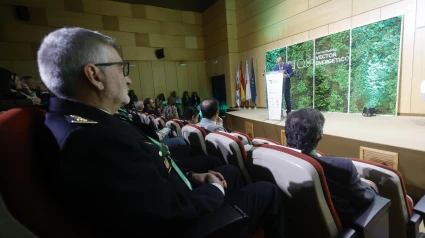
[164,61,178,96]
[1,23,56,43]
[410,28,425,113]
[101,30,136,47]
[149,34,185,48]
[160,22,203,37]
[128,60,142,99]
[152,61,167,98]
[145,6,182,22]
[352,0,400,15]
[187,62,200,95]
[46,10,103,30]
[328,18,351,34]
[138,61,155,99]
[122,46,157,61]
[309,0,330,8]
[118,17,161,34]
[0,42,34,61]
[176,63,189,97]
[197,61,210,99]
[82,0,132,17]
[351,9,381,28]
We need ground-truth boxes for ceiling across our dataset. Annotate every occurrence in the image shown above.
[112,0,218,12]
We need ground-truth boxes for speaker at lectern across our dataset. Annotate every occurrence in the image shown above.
[266,72,284,120]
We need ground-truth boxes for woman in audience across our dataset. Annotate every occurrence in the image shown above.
[162,102,179,121]
[0,68,39,109]
[182,91,192,111]
[183,106,200,125]
[191,91,201,107]
[155,93,166,112]
[128,90,138,108]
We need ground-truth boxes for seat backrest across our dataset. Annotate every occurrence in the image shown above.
[205,132,252,184]
[182,124,207,155]
[248,144,341,237]
[166,120,184,138]
[230,131,252,145]
[154,117,167,130]
[252,137,280,146]
[351,158,411,238]
[0,108,93,238]
[138,113,148,124]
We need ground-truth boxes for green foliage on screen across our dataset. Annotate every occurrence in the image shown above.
[314,30,350,112]
[350,16,402,115]
[265,48,287,72]
[288,41,314,109]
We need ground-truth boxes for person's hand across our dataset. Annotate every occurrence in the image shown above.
[31,96,41,105]
[191,173,225,188]
[360,177,379,194]
[128,114,133,119]
[216,117,223,126]
[208,170,227,189]
[162,143,169,152]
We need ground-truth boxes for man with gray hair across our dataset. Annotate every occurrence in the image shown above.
[40,27,285,237]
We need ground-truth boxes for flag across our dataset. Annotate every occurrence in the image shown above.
[251,58,257,105]
[236,62,241,107]
[245,60,251,101]
[239,61,246,103]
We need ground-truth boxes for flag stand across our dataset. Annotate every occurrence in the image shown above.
[248,100,251,109]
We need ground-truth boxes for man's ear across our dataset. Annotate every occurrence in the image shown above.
[83,64,105,91]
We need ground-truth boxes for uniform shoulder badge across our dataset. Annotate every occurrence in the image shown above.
[65,115,98,124]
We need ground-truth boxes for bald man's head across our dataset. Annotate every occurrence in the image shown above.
[201,98,219,120]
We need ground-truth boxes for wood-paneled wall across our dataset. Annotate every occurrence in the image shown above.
[0,0,209,100]
[205,0,425,114]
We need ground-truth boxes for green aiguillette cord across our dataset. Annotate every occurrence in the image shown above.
[120,115,192,190]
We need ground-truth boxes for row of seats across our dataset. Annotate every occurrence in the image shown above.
[180,125,425,238]
[1,108,424,237]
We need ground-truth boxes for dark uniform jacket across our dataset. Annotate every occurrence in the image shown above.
[44,97,224,237]
[311,155,376,228]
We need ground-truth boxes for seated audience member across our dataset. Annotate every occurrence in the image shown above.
[285,108,377,228]
[198,98,227,132]
[142,97,161,116]
[183,106,200,125]
[21,76,51,104]
[134,101,144,112]
[162,103,179,121]
[0,68,38,109]
[155,93,166,111]
[182,91,192,110]
[38,27,285,238]
[191,91,201,107]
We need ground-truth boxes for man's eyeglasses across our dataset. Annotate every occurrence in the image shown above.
[94,61,130,77]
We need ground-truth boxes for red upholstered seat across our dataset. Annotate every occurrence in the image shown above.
[0,108,93,237]
[182,124,207,155]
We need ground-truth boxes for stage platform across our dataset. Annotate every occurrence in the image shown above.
[226,109,425,153]
[225,109,425,200]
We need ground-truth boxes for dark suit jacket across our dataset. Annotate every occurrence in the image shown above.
[273,63,294,77]
[44,98,224,237]
[311,155,376,228]
[142,107,161,117]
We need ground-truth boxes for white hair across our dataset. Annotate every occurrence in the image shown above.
[37,27,119,99]
[134,101,143,108]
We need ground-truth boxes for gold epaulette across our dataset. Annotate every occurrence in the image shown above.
[65,115,98,124]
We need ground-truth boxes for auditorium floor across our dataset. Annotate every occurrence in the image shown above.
[227,109,425,152]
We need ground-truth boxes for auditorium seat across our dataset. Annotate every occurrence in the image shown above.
[154,116,167,130]
[205,131,252,184]
[350,158,425,238]
[182,124,207,155]
[0,108,252,238]
[138,112,148,124]
[166,119,184,138]
[252,137,280,146]
[230,131,252,145]
[247,144,391,237]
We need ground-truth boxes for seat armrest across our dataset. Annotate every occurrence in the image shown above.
[352,196,391,237]
[413,195,425,217]
[407,213,423,238]
[185,205,249,238]
[339,228,358,238]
